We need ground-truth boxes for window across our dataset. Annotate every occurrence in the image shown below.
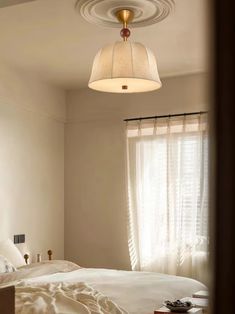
[126,114,208,283]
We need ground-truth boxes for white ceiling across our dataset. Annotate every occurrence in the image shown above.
[0,0,209,90]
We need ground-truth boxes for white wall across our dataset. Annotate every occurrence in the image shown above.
[0,68,208,267]
[0,64,66,261]
[65,73,209,270]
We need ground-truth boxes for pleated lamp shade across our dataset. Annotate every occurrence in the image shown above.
[88,41,162,93]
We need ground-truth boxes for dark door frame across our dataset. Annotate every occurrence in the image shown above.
[213,0,235,313]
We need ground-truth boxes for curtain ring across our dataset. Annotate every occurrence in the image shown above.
[154,118,158,135]
[166,114,171,134]
[167,114,170,124]
[199,112,202,131]
[183,113,186,132]
[168,114,171,123]
[138,119,142,136]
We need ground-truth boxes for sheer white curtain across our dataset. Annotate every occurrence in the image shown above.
[126,114,208,283]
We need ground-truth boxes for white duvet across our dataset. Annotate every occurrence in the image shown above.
[0,260,206,314]
[15,282,127,314]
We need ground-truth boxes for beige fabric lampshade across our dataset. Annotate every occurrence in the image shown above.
[88,41,162,93]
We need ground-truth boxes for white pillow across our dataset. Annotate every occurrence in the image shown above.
[0,239,25,268]
[0,255,16,273]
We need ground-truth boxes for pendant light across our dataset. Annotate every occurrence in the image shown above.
[88,9,162,93]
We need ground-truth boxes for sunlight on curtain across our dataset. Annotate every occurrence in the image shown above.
[126,113,208,283]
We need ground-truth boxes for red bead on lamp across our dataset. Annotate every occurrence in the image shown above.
[120,28,131,41]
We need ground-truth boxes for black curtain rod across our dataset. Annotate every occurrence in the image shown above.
[124,111,208,122]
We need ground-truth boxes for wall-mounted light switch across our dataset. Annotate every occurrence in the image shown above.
[14,234,25,244]
[19,234,25,243]
[14,235,19,244]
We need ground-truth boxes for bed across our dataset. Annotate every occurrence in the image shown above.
[0,260,206,314]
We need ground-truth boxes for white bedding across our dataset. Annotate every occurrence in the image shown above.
[0,260,206,314]
[15,282,127,314]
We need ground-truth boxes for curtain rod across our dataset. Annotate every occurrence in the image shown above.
[123,111,208,122]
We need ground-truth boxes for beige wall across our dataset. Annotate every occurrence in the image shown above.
[65,73,209,269]
[0,64,66,261]
[0,68,208,267]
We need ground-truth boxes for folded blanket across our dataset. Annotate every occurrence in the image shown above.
[15,281,128,314]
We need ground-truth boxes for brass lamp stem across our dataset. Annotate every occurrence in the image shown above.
[116,9,134,26]
[116,9,134,41]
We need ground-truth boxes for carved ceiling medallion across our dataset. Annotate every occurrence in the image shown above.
[76,0,175,28]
